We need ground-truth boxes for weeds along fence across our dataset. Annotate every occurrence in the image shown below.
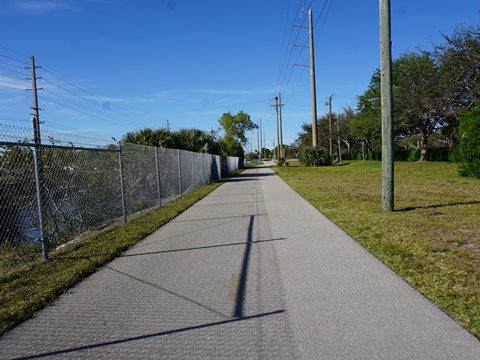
[0,123,240,266]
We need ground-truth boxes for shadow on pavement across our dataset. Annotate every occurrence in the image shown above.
[14,310,285,360]
[121,237,286,257]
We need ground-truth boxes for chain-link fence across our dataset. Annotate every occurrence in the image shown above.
[0,123,240,270]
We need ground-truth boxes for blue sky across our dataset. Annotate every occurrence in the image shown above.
[0,0,479,150]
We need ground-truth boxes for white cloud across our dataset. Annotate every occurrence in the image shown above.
[133,97,161,103]
[15,1,80,14]
[81,95,126,103]
[0,95,25,104]
[155,88,273,98]
[0,75,29,91]
[186,89,272,95]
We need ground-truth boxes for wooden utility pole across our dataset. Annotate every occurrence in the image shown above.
[309,9,318,147]
[380,0,394,211]
[327,95,333,157]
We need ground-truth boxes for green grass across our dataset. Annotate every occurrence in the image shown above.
[246,161,264,167]
[273,161,480,338]
[0,171,243,336]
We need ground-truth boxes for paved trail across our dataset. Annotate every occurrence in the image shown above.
[1,165,479,359]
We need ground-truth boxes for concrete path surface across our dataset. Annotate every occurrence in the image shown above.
[1,165,480,359]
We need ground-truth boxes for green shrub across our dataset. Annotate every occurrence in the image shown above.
[299,146,331,167]
[449,146,461,163]
[407,149,421,162]
[370,151,381,160]
[458,107,480,178]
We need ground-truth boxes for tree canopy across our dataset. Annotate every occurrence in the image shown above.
[122,127,224,155]
[218,111,256,157]
[348,24,479,162]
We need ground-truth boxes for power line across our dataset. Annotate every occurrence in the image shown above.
[0,84,28,91]
[314,0,334,46]
[273,2,309,98]
[0,78,28,88]
[40,77,155,127]
[0,53,29,66]
[0,53,168,135]
[40,88,150,129]
[39,65,161,126]
[0,45,30,61]
[0,115,29,122]
[38,93,138,130]
[0,64,29,77]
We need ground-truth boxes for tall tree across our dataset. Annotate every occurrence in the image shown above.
[350,112,381,159]
[218,111,256,157]
[335,106,359,159]
[432,24,480,112]
[354,69,383,159]
[357,52,454,161]
[394,52,453,161]
[296,122,313,150]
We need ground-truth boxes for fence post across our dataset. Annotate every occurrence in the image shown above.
[192,151,195,190]
[31,119,47,261]
[201,153,204,185]
[118,141,127,223]
[155,146,161,207]
[177,149,182,197]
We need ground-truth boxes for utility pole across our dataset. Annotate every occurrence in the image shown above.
[166,119,170,132]
[270,97,280,159]
[29,56,42,145]
[263,131,266,159]
[28,56,47,260]
[309,9,318,147]
[275,96,280,159]
[326,95,333,157]
[380,0,394,211]
[259,119,263,161]
[294,9,318,147]
[278,92,283,157]
[336,115,342,163]
[257,124,260,161]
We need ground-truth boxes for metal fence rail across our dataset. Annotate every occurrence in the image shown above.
[0,123,240,268]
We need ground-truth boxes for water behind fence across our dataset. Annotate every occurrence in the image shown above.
[0,123,240,268]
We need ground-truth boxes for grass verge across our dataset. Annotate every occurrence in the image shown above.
[0,171,243,336]
[273,161,480,338]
